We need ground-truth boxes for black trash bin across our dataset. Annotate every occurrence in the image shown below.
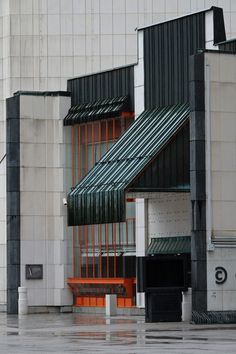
[145,288,183,322]
[137,253,191,322]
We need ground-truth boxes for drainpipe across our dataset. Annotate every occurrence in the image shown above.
[205,63,214,252]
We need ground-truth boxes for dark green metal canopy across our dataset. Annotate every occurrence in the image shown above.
[67,103,190,226]
[146,236,191,255]
[64,96,130,125]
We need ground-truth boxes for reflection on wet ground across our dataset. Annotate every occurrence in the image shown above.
[0,313,236,353]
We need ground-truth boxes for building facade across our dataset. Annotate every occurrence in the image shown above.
[2,1,236,323]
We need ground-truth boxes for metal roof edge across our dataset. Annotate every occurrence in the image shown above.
[67,63,137,83]
[136,6,220,31]
[13,90,71,97]
[217,38,236,45]
[199,49,236,55]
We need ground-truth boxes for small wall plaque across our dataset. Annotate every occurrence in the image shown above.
[25,264,43,280]
[215,266,227,285]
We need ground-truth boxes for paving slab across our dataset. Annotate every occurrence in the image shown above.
[0,313,236,353]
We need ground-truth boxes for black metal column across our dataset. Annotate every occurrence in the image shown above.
[6,95,20,314]
[189,53,207,319]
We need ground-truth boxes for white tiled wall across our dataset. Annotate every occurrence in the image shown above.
[207,247,236,311]
[206,52,236,310]
[147,193,191,240]
[206,53,236,238]
[134,30,144,117]
[0,0,235,101]
[135,198,148,308]
[19,94,73,307]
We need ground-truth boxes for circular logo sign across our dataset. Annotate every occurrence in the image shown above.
[215,266,227,285]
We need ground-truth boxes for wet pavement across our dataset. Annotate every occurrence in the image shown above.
[0,313,236,353]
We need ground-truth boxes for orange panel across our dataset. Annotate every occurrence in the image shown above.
[97,297,105,307]
[117,298,125,307]
[75,296,133,308]
[83,297,90,307]
[68,278,136,308]
[124,298,133,307]
[90,297,97,307]
[75,297,83,306]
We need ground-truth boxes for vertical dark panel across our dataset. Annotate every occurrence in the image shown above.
[143,8,226,109]
[189,53,207,320]
[213,7,226,44]
[6,95,20,314]
[130,122,190,191]
[67,65,135,110]
[143,12,206,109]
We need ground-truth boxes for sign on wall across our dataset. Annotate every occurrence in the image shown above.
[25,264,43,280]
[215,266,227,285]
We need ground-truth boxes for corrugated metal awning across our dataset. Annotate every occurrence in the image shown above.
[64,96,130,125]
[146,236,191,255]
[67,103,190,226]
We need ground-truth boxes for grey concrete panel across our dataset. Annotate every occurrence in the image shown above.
[190,111,205,141]
[191,200,206,231]
[189,53,207,313]
[6,290,18,314]
[7,216,20,241]
[191,261,207,291]
[191,231,207,261]
[7,167,20,192]
[190,140,205,171]
[189,54,205,82]
[6,192,20,216]
[6,94,20,315]
[6,96,19,119]
[7,119,20,143]
[7,240,20,265]
[189,81,205,112]
[6,143,20,167]
[190,172,206,201]
[7,265,20,290]
[191,289,207,312]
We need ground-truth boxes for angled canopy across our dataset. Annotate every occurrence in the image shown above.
[64,96,130,125]
[146,236,191,255]
[67,103,190,226]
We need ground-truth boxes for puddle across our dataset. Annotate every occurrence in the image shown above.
[7,332,19,336]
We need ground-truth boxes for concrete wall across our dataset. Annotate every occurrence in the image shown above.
[131,192,191,243]
[148,193,191,240]
[205,52,236,311]
[19,93,72,308]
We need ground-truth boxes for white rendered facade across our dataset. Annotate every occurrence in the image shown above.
[1,0,236,310]
[204,52,236,311]
[19,92,73,309]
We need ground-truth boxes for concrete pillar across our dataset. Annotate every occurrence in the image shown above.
[136,199,148,308]
[105,294,117,316]
[18,287,28,315]
[182,288,192,322]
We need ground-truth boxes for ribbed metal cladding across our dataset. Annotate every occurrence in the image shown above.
[130,122,189,191]
[143,7,227,110]
[143,12,206,109]
[218,39,236,53]
[64,96,130,126]
[146,236,191,255]
[67,103,190,226]
[67,65,134,110]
